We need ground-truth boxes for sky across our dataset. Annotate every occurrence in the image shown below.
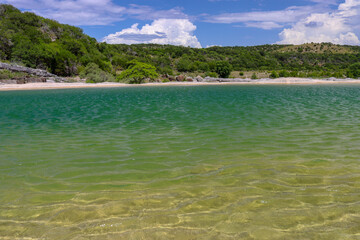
[1,0,360,48]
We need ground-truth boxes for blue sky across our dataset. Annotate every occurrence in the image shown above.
[2,0,360,47]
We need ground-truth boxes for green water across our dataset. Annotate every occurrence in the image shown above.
[0,85,359,239]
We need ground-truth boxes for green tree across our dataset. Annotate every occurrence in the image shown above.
[117,61,158,84]
[279,70,290,78]
[269,71,278,79]
[215,61,232,78]
[347,63,360,78]
[80,63,115,83]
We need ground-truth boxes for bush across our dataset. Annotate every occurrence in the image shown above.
[269,71,278,79]
[290,71,298,77]
[205,72,218,78]
[215,61,232,78]
[251,73,257,79]
[347,63,360,78]
[279,70,290,78]
[117,61,158,84]
[0,69,27,79]
[80,63,115,83]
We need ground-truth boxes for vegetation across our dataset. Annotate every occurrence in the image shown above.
[269,71,278,79]
[0,69,27,79]
[347,63,360,78]
[215,61,232,78]
[1,4,360,82]
[117,61,158,84]
[79,63,115,83]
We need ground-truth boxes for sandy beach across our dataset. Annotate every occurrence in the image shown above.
[1,78,360,91]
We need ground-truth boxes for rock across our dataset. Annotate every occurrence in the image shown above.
[176,75,185,82]
[0,62,57,78]
[0,79,17,84]
[168,76,176,82]
[195,76,203,82]
[186,77,194,82]
[46,78,56,83]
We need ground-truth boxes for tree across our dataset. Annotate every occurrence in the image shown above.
[80,63,115,83]
[251,73,257,79]
[269,71,278,79]
[215,61,232,78]
[347,63,360,78]
[279,70,290,78]
[117,61,158,84]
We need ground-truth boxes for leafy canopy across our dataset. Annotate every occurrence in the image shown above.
[80,63,115,83]
[215,61,232,78]
[347,63,360,78]
[117,61,159,84]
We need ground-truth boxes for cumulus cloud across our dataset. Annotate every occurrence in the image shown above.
[103,19,202,48]
[2,0,187,25]
[278,0,360,45]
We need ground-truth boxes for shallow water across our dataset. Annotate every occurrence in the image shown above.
[0,85,359,239]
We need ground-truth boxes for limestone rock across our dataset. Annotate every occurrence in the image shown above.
[195,76,203,82]
[0,62,57,78]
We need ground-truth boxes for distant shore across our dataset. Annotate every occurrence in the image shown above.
[1,78,360,91]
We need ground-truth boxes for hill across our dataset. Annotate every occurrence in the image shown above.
[1,4,360,80]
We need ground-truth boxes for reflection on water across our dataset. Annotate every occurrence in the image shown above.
[0,85,359,239]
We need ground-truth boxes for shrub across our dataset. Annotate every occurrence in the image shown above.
[269,71,278,79]
[80,63,115,83]
[278,70,290,78]
[290,71,298,77]
[117,61,158,84]
[205,72,218,78]
[215,61,232,78]
[347,63,360,78]
[251,73,257,79]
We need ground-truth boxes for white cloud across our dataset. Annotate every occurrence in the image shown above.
[205,5,323,25]
[244,22,283,30]
[2,0,187,25]
[278,0,360,45]
[103,19,202,48]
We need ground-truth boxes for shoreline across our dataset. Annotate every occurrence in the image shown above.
[1,78,360,91]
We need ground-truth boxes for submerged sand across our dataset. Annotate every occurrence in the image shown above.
[1,78,360,91]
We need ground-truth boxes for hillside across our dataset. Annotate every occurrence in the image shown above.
[1,4,360,80]
[274,43,357,54]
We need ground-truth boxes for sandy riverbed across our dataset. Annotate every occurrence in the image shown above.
[1,78,360,91]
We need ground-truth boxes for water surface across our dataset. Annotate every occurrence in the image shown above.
[0,85,359,239]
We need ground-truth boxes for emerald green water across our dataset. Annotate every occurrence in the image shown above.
[0,85,359,239]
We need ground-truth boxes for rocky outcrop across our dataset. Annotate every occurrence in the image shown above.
[0,62,55,77]
[0,62,66,82]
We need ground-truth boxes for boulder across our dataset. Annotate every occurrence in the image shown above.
[176,75,185,82]
[186,77,194,82]
[195,76,203,82]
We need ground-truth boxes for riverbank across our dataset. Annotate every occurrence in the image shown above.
[1,78,360,91]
